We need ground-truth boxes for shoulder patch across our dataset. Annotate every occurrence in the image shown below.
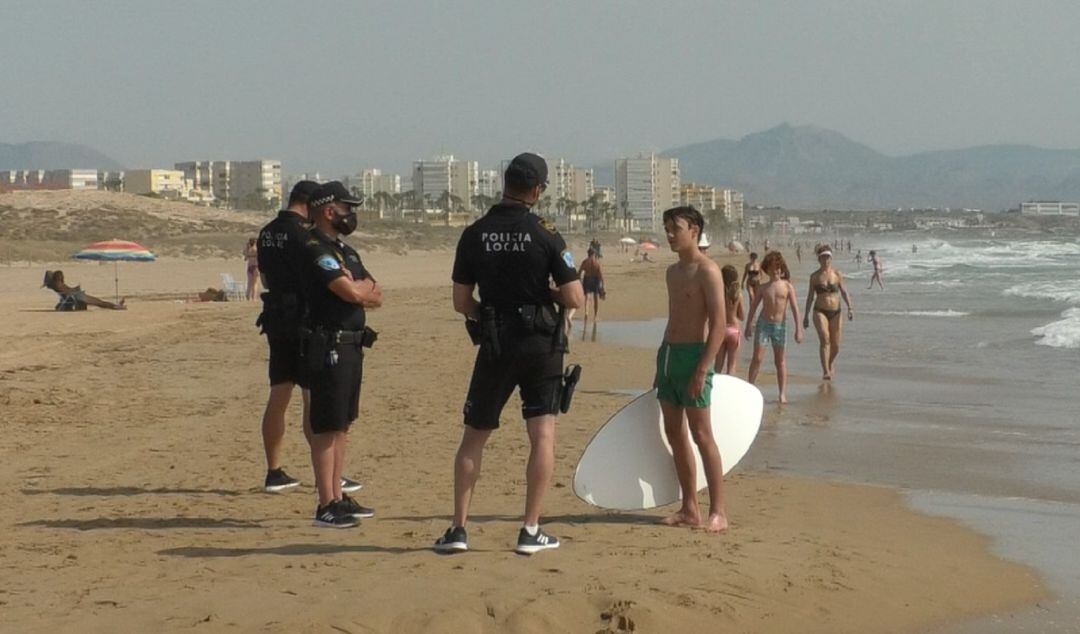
[538,218,558,235]
[316,255,341,271]
[561,250,574,269]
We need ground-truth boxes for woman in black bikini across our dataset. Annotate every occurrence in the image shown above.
[742,252,762,307]
[803,245,854,380]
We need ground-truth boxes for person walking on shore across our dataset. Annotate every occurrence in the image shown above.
[434,153,584,555]
[577,247,605,339]
[868,250,885,290]
[742,252,762,307]
[803,245,854,380]
[745,251,803,403]
[715,264,744,374]
[244,237,260,301]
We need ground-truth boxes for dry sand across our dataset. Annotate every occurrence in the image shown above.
[0,196,1047,632]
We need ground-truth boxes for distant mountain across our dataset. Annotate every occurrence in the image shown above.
[599,124,1080,210]
[0,141,124,171]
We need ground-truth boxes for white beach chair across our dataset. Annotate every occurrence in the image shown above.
[220,273,246,301]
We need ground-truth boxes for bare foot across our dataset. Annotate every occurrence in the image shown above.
[822,373,831,381]
[660,510,700,527]
[778,393,788,404]
[703,513,729,533]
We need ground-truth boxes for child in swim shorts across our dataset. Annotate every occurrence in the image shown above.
[744,250,803,403]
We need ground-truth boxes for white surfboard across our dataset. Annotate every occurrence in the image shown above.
[573,375,763,511]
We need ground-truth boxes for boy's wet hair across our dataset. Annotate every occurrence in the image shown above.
[661,206,704,236]
[761,250,788,275]
[749,252,758,260]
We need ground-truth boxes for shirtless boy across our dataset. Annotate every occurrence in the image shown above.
[655,206,728,532]
[745,251,803,403]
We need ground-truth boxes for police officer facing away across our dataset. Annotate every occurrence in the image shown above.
[301,181,382,528]
[257,180,318,492]
[434,153,585,555]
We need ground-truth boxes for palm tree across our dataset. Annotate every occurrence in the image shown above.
[561,198,578,232]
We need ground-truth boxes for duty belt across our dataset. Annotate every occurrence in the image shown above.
[333,330,365,344]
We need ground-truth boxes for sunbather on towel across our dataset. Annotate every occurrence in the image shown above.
[43,270,126,310]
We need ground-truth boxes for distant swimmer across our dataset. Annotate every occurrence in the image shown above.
[742,252,762,306]
[804,245,854,380]
[795,243,802,263]
[854,249,862,268]
[656,206,728,532]
[715,265,744,375]
[868,250,885,290]
[42,270,126,310]
[912,243,918,254]
[745,251,803,403]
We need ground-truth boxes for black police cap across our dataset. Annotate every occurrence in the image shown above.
[308,181,363,208]
[504,153,548,188]
[289,179,320,198]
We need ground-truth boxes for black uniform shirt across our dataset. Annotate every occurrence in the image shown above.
[257,210,309,297]
[451,202,578,310]
[301,229,369,332]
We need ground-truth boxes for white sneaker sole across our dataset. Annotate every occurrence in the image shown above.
[264,482,300,493]
[515,542,560,555]
[341,480,363,492]
[312,519,357,529]
[433,542,468,553]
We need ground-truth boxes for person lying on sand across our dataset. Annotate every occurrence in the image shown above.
[42,270,126,310]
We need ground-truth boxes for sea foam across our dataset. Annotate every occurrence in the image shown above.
[1032,308,1080,349]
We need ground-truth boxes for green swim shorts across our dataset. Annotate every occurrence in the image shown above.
[654,342,713,408]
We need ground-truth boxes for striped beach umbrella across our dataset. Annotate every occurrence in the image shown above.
[73,239,156,301]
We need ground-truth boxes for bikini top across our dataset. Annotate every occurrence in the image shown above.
[814,280,839,294]
[747,269,759,278]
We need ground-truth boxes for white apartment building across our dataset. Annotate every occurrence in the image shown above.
[1019,201,1080,216]
[614,153,679,232]
[412,155,478,210]
[570,167,594,204]
[718,188,745,224]
[680,182,717,213]
[124,169,187,197]
[42,169,99,190]
[477,169,501,198]
[356,169,401,199]
[231,160,283,207]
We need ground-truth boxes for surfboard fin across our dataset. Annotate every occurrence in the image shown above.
[560,364,582,414]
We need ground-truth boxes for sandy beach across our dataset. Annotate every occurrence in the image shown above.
[0,193,1048,633]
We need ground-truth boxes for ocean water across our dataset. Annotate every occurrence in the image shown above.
[594,232,1080,630]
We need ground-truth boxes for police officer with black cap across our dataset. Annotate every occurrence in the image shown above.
[256,180,318,493]
[433,152,585,555]
[300,181,382,528]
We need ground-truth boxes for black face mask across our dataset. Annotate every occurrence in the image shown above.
[332,210,358,236]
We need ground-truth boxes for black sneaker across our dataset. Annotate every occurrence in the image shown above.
[515,527,560,555]
[264,468,300,493]
[340,476,362,493]
[433,526,468,553]
[339,493,374,519]
[312,501,357,529]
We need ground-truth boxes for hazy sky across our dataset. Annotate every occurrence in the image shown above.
[4,0,1079,176]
